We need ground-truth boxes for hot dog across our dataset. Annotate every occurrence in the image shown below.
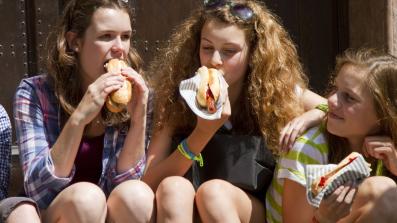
[311,152,366,197]
[104,59,132,113]
[196,66,221,113]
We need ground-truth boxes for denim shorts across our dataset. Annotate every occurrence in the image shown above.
[0,197,39,223]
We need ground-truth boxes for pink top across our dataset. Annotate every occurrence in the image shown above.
[71,134,104,184]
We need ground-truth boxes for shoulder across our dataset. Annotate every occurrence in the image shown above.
[283,125,328,165]
[297,125,327,145]
[18,75,52,90]
[16,75,55,100]
[0,104,11,132]
[0,105,7,118]
[276,125,328,185]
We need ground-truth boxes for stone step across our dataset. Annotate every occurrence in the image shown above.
[9,146,23,196]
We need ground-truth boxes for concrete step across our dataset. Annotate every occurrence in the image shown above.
[9,146,23,196]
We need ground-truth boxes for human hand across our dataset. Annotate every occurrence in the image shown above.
[121,67,149,123]
[279,108,325,152]
[316,183,357,223]
[363,136,397,176]
[196,95,231,136]
[75,72,125,125]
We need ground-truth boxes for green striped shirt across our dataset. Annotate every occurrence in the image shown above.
[265,125,328,223]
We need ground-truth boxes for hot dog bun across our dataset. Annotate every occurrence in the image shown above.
[104,59,132,113]
[311,152,362,197]
[196,66,221,113]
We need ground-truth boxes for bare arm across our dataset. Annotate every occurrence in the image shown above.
[50,113,86,177]
[283,179,315,223]
[279,89,327,151]
[143,98,231,190]
[51,72,125,177]
[116,67,148,173]
[142,125,215,190]
[301,89,327,110]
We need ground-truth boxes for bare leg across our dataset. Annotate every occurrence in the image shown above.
[6,203,40,223]
[41,182,107,223]
[196,179,265,223]
[107,180,155,223]
[156,176,196,223]
[339,176,397,223]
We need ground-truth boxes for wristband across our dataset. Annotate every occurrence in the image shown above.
[177,139,204,167]
[315,104,328,113]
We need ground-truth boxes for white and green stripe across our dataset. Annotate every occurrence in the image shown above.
[265,125,329,223]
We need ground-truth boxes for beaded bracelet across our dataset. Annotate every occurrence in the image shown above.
[177,139,204,167]
[315,104,328,113]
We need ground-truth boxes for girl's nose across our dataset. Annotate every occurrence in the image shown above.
[111,37,123,50]
[209,51,223,69]
[327,92,339,110]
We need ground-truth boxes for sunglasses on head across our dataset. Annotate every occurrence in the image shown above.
[203,0,254,21]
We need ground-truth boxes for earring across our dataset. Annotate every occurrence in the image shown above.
[74,47,79,52]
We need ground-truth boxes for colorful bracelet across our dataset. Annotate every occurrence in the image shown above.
[177,139,204,167]
[315,104,328,113]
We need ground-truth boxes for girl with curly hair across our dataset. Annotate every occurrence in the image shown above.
[13,0,153,222]
[142,0,326,222]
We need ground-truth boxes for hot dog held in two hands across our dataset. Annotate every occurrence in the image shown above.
[196,66,221,114]
[104,59,133,113]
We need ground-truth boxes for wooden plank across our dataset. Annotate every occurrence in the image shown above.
[348,0,388,50]
[0,0,28,137]
[133,0,200,66]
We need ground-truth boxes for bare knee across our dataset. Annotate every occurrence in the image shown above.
[356,176,396,202]
[196,180,247,223]
[156,176,195,221]
[7,203,40,223]
[109,179,154,205]
[196,179,230,205]
[43,182,107,223]
[353,176,397,222]
[107,180,154,222]
[156,176,195,202]
[65,182,107,212]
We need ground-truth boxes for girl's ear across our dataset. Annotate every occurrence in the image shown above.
[66,31,81,52]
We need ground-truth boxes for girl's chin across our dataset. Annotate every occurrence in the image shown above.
[326,122,344,137]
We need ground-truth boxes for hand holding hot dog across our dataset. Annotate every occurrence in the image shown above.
[104,58,133,113]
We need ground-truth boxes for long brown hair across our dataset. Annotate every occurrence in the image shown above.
[327,49,397,178]
[46,0,143,125]
[148,0,307,153]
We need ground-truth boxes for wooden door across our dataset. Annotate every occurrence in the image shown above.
[0,0,347,128]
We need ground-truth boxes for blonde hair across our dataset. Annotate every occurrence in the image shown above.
[46,0,143,126]
[327,49,397,179]
[149,0,307,152]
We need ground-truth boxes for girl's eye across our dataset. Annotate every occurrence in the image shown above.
[222,49,238,56]
[201,46,214,51]
[99,34,112,40]
[341,92,356,103]
[121,34,131,41]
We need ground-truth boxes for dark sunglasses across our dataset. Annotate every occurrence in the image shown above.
[204,0,254,21]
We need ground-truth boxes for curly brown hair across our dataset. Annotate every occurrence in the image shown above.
[148,0,307,152]
[326,48,397,179]
[46,0,143,126]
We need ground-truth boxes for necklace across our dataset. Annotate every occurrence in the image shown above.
[92,117,102,125]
